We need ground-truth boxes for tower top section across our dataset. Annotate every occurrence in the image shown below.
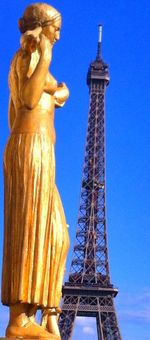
[87,25,110,86]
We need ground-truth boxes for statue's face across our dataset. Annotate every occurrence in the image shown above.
[42,17,61,45]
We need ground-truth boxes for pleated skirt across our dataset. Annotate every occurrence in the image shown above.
[2,133,69,308]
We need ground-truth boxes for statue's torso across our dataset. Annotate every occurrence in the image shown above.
[9,49,57,142]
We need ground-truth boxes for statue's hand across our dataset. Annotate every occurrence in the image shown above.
[58,82,69,98]
[20,27,42,54]
[58,82,69,93]
[54,82,69,107]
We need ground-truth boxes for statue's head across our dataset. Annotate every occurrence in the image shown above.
[18,3,61,45]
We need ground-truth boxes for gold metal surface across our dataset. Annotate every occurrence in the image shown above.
[2,3,70,339]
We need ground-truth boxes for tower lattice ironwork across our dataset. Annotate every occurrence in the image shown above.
[59,25,121,340]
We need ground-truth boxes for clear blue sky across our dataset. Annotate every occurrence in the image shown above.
[0,1,150,339]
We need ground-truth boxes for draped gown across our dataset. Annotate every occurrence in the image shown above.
[2,48,70,308]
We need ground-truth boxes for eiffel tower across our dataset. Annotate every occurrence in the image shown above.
[59,25,121,340]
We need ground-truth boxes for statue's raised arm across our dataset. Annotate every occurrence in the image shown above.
[2,3,70,339]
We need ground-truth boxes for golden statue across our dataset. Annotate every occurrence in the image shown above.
[1,3,70,339]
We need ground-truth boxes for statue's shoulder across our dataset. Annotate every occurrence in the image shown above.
[9,50,20,70]
[8,50,21,88]
[9,49,24,77]
[9,49,31,83]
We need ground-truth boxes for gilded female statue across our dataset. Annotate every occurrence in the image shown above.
[2,3,70,339]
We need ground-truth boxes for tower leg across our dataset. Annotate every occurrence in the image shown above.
[96,312,104,340]
[59,309,77,340]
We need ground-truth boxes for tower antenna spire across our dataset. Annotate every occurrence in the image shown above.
[97,24,102,60]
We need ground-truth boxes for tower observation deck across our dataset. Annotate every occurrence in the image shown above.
[59,25,121,340]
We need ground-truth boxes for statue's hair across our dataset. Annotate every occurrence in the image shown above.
[18,3,61,33]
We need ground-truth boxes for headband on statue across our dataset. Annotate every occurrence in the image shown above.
[18,13,61,34]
